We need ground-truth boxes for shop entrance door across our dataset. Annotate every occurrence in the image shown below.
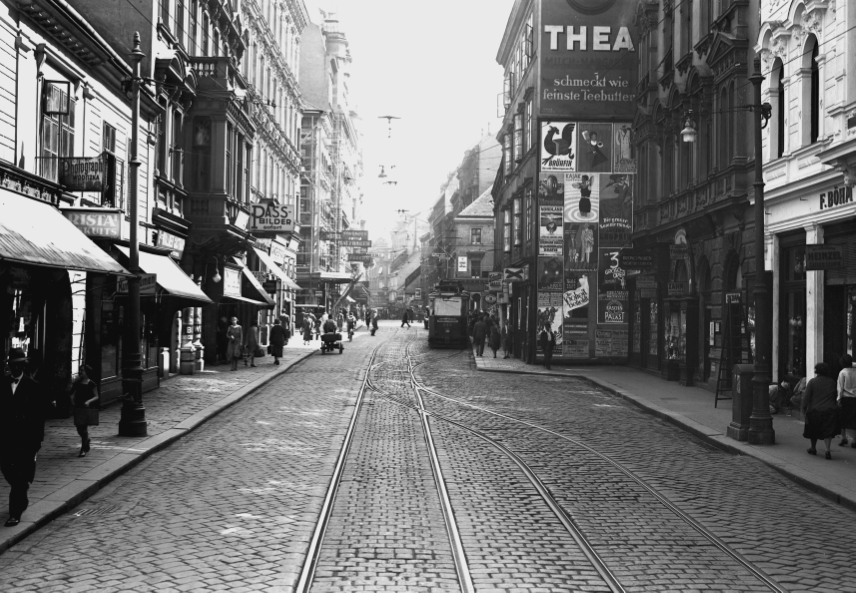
[824,286,847,367]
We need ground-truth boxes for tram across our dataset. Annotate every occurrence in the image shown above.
[427,281,470,348]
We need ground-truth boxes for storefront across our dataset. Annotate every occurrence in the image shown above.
[768,174,856,385]
[0,182,130,415]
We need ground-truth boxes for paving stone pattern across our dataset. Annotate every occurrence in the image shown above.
[0,340,372,592]
[414,342,856,593]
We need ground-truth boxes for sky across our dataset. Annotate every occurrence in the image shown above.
[305,0,516,240]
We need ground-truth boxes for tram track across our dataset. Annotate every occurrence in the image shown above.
[404,339,789,593]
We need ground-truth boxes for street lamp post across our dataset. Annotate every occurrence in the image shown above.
[119,33,147,437]
[748,56,775,445]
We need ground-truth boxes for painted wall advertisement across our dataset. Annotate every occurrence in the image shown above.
[540,0,638,119]
[537,118,634,360]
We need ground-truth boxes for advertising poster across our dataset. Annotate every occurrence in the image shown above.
[577,123,613,173]
[536,292,563,353]
[613,124,636,172]
[564,222,598,271]
[538,172,565,203]
[599,173,633,247]
[536,256,564,292]
[539,204,564,256]
[540,0,638,119]
[597,248,628,324]
[563,319,590,358]
[563,274,589,313]
[541,121,577,171]
[564,173,599,223]
[596,329,629,357]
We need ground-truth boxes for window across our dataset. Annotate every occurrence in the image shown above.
[225,122,233,194]
[774,58,785,158]
[202,13,209,56]
[172,111,182,182]
[526,98,534,151]
[503,134,511,176]
[503,209,511,252]
[189,0,198,56]
[514,110,523,162]
[471,227,482,244]
[471,259,481,278]
[719,87,728,167]
[809,38,820,143]
[175,0,186,47]
[40,83,75,182]
[103,122,116,154]
[525,188,532,242]
[513,196,522,246]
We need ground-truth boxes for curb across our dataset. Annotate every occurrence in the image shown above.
[472,357,856,514]
[0,350,316,555]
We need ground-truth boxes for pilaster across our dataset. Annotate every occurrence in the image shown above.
[805,223,824,375]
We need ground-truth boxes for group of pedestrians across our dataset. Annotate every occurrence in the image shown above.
[802,353,856,460]
[225,317,290,369]
[471,312,505,358]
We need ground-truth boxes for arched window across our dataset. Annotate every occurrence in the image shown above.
[774,57,785,158]
[810,39,820,143]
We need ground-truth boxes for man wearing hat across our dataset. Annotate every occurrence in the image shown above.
[0,348,53,527]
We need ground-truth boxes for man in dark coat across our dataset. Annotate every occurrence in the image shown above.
[269,319,287,365]
[472,315,488,357]
[538,324,556,370]
[1,348,54,526]
[401,308,411,329]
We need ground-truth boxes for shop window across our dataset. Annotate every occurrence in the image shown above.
[103,122,117,153]
[780,243,807,377]
[503,134,511,177]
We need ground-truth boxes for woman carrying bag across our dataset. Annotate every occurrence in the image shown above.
[70,366,99,458]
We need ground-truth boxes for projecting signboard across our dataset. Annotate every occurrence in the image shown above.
[248,203,294,233]
[805,245,844,270]
[117,273,157,295]
[618,250,654,270]
[340,239,372,248]
[341,230,369,240]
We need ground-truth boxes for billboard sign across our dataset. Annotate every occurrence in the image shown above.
[249,202,294,233]
[540,0,638,118]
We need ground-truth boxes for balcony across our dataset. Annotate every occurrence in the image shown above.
[190,56,248,98]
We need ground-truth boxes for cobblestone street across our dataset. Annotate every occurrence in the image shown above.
[0,323,855,592]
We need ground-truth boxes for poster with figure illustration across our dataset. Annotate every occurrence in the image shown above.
[539,205,564,256]
[577,123,613,173]
[599,173,633,247]
[540,121,577,172]
[613,124,636,172]
[536,256,564,292]
[564,222,598,272]
[564,173,599,223]
[536,292,563,354]
[538,172,565,203]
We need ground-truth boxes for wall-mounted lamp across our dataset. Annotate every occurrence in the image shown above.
[680,110,698,143]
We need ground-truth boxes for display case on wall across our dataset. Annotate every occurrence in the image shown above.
[664,296,699,385]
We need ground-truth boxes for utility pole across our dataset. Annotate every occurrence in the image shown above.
[119,32,147,437]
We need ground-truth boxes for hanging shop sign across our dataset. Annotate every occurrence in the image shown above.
[223,267,241,297]
[725,292,742,303]
[667,281,686,296]
[63,208,123,239]
[489,272,503,292]
[504,267,526,281]
[539,0,638,119]
[117,273,157,295]
[805,244,844,270]
[59,155,107,191]
[341,230,369,240]
[340,239,372,248]
[248,202,294,233]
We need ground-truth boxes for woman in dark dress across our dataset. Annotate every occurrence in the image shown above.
[488,322,502,358]
[802,362,840,459]
[69,366,99,458]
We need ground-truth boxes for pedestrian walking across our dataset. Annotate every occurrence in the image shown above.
[336,312,344,331]
[1,348,54,526]
[502,323,512,359]
[302,316,314,345]
[246,322,259,367]
[401,308,411,329]
[837,353,856,447]
[802,362,841,459]
[538,324,556,370]
[488,322,501,358]
[472,315,487,357]
[69,365,99,458]
[269,319,286,365]
[226,317,244,371]
[370,309,379,336]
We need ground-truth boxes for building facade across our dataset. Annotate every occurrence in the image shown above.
[298,10,365,320]
[758,1,856,385]
[453,188,496,310]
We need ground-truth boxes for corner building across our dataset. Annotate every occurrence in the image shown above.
[495,0,638,364]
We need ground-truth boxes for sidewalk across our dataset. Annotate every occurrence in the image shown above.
[473,351,856,512]
[0,344,317,554]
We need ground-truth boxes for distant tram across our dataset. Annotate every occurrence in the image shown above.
[427,281,470,348]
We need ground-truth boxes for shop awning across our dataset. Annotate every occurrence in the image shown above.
[232,260,276,308]
[0,193,130,275]
[116,246,212,305]
[309,271,353,283]
[252,246,300,290]
[222,295,272,307]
